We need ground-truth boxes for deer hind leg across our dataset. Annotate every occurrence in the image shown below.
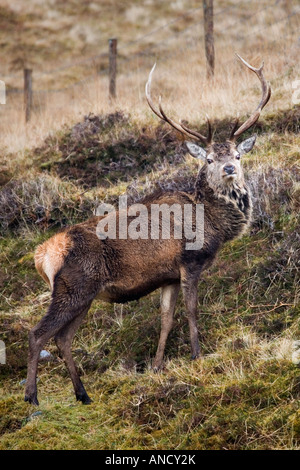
[54,306,92,404]
[25,282,95,405]
[25,310,69,406]
[180,273,201,360]
[152,283,180,371]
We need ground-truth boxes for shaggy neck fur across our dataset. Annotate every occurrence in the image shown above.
[194,168,252,239]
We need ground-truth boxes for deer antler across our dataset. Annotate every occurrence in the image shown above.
[145,63,212,146]
[230,53,271,141]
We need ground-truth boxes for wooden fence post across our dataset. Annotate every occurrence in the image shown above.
[283,0,292,15]
[203,0,214,80]
[109,38,117,101]
[24,68,33,122]
[283,0,292,30]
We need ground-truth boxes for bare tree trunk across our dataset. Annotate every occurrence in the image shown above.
[283,0,292,15]
[203,0,214,80]
[283,0,292,31]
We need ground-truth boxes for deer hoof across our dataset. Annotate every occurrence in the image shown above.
[76,392,92,405]
[191,352,201,361]
[24,394,39,406]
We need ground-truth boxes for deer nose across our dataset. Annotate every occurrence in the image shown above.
[223,164,236,175]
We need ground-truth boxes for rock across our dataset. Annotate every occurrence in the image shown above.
[20,377,40,386]
[24,411,43,424]
[39,350,52,360]
[30,411,43,418]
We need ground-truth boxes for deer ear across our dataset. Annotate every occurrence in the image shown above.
[237,135,256,155]
[185,141,207,161]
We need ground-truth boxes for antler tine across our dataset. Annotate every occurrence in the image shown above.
[158,96,210,145]
[180,115,212,145]
[146,64,211,146]
[231,53,271,141]
[229,118,240,141]
[145,64,185,134]
[146,65,194,139]
[157,96,195,139]
[145,63,164,121]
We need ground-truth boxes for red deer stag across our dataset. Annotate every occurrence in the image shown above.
[25,54,271,405]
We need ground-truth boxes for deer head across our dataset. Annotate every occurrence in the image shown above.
[146,54,271,192]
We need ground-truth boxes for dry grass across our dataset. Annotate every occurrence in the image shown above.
[0,0,299,155]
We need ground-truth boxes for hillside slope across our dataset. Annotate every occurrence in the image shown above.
[0,107,299,449]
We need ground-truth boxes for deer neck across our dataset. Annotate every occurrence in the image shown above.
[194,168,252,221]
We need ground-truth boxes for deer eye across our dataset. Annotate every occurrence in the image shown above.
[235,153,241,160]
[207,158,213,164]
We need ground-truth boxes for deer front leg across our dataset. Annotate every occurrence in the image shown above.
[152,283,180,371]
[181,274,201,360]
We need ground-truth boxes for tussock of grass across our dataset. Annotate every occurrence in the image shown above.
[0,175,96,233]
[34,111,185,189]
